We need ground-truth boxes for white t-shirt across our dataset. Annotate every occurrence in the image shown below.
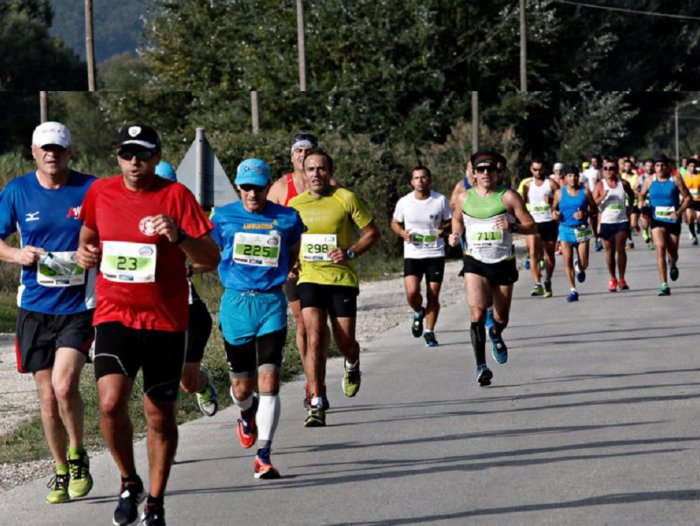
[581,168,600,192]
[393,190,452,259]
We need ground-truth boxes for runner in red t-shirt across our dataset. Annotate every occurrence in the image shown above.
[76,124,220,526]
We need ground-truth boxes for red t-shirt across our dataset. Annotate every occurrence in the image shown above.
[81,175,213,331]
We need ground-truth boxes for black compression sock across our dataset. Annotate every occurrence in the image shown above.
[470,321,486,365]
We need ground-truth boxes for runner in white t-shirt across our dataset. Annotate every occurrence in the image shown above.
[391,166,452,347]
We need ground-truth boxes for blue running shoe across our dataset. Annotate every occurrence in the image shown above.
[566,290,579,302]
[595,239,603,252]
[485,307,494,330]
[488,326,508,364]
[476,364,493,386]
[423,331,438,348]
[523,255,530,270]
[411,309,425,338]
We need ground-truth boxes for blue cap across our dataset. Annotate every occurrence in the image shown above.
[235,158,270,186]
[155,160,177,181]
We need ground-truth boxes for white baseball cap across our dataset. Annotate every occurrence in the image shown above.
[32,121,71,148]
[553,162,564,171]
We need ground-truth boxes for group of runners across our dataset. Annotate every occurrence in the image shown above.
[1,123,381,525]
[3,121,697,526]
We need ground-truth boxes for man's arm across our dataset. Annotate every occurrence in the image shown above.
[390,218,411,243]
[76,225,101,269]
[0,238,45,266]
[267,177,288,205]
[502,190,536,235]
[328,220,380,264]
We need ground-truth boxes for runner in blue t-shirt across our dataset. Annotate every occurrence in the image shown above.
[0,122,95,504]
[210,158,303,480]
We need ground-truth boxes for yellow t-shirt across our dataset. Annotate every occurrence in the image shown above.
[686,174,700,201]
[289,187,373,288]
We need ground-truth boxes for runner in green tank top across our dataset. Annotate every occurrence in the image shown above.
[449,151,535,387]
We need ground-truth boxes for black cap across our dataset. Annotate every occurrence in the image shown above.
[117,124,161,151]
[652,152,669,164]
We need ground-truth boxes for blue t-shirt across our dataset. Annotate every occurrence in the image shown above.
[211,201,303,291]
[0,170,96,314]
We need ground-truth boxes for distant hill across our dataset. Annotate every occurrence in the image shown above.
[48,0,151,63]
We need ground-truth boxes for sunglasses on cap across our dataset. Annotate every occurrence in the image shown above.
[475,165,497,173]
[239,184,267,192]
[603,166,617,171]
[118,149,155,161]
[41,144,67,153]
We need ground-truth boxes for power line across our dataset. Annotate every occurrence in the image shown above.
[552,0,700,21]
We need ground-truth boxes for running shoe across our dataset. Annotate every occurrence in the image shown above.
[485,306,494,330]
[523,255,530,270]
[576,268,586,283]
[304,405,326,427]
[195,368,219,417]
[669,262,679,282]
[113,477,146,526]
[566,290,579,302]
[423,331,438,348]
[254,445,281,479]
[302,383,330,411]
[488,327,507,364]
[530,283,544,296]
[595,239,603,252]
[411,309,425,338]
[618,278,629,290]
[237,395,259,449]
[642,230,650,243]
[543,280,553,298]
[608,277,618,292]
[658,283,671,296]
[693,237,699,246]
[46,471,69,504]
[627,239,635,249]
[141,503,166,526]
[476,364,493,386]
[67,449,93,499]
[342,362,361,398]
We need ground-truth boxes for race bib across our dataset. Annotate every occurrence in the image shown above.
[233,231,280,267]
[655,206,675,220]
[101,241,157,283]
[574,225,593,242]
[467,224,504,247]
[531,204,552,221]
[37,251,85,287]
[410,229,438,249]
[301,234,337,262]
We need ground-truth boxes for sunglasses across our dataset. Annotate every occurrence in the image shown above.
[118,150,155,161]
[475,165,497,173]
[239,184,267,192]
[41,145,67,153]
[603,166,617,171]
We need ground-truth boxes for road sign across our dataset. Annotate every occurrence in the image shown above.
[177,128,238,208]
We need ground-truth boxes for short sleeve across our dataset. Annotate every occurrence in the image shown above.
[0,187,17,239]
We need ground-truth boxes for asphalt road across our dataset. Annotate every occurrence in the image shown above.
[3,236,700,525]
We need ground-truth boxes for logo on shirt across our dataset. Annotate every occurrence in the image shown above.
[25,211,40,222]
[66,206,81,219]
[139,216,157,237]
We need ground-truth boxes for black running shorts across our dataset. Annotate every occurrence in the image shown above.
[461,255,519,287]
[650,218,681,237]
[404,257,446,283]
[536,220,559,242]
[94,322,185,401]
[297,283,359,318]
[15,308,94,373]
[224,328,287,378]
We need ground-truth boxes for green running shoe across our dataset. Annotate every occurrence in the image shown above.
[530,283,544,296]
[543,280,553,298]
[658,284,671,296]
[304,406,326,427]
[46,472,70,504]
[68,450,93,499]
[342,362,361,398]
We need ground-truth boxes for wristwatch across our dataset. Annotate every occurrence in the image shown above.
[510,222,520,233]
[345,249,356,260]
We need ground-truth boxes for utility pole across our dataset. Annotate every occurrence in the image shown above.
[39,91,48,122]
[85,0,96,91]
[675,99,698,163]
[251,89,260,135]
[471,91,479,153]
[519,0,527,92]
[296,0,307,91]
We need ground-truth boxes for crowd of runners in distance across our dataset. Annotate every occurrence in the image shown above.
[2,120,697,526]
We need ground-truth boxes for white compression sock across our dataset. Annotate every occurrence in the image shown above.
[256,393,280,443]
